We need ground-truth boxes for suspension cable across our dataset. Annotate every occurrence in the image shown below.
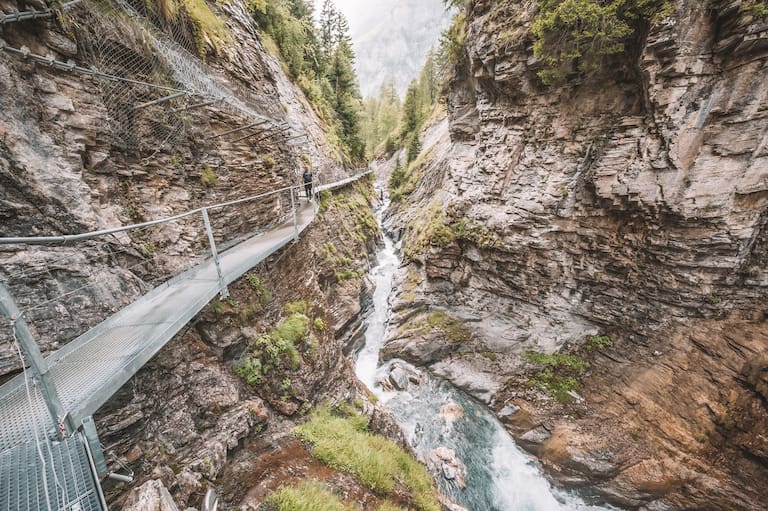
[0,41,195,94]
[0,0,83,25]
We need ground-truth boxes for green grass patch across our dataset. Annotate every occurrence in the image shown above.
[398,311,471,343]
[293,407,440,511]
[235,311,309,385]
[524,351,589,404]
[180,0,231,52]
[586,335,612,350]
[389,147,434,202]
[245,273,272,304]
[318,189,333,213]
[427,311,472,342]
[404,204,502,259]
[335,269,364,282]
[265,480,352,511]
[284,300,310,315]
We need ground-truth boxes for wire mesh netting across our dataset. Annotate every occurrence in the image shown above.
[67,0,287,152]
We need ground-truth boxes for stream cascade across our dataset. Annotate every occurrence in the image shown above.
[354,192,617,511]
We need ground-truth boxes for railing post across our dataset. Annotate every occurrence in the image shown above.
[82,416,108,479]
[290,187,299,241]
[201,208,229,299]
[0,283,75,437]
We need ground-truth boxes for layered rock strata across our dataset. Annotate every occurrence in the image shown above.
[383,1,768,508]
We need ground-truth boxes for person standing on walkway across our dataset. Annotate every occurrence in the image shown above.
[303,168,313,200]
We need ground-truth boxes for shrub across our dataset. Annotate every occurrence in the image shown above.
[388,157,406,193]
[532,0,674,85]
[587,335,612,350]
[284,300,310,315]
[524,351,589,403]
[265,481,352,511]
[742,0,768,16]
[313,317,325,332]
[245,273,272,304]
[235,312,308,385]
[294,407,440,511]
[335,269,363,282]
[235,355,263,385]
[318,189,333,213]
[438,9,467,67]
[200,164,217,186]
[406,132,421,164]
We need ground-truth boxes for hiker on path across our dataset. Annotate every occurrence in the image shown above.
[303,168,313,200]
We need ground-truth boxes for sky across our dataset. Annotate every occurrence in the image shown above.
[313,0,453,98]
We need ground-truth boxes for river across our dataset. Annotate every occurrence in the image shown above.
[354,197,617,511]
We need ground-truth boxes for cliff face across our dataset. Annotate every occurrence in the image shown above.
[384,0,768,508]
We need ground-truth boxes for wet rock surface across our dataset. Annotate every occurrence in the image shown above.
[383,0,768,509]
[426,446,467,490]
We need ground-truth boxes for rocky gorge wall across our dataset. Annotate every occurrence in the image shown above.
[383,0,768,509]
[0,2,440,509]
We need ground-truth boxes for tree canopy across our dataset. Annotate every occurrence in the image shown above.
[251,0,366,163]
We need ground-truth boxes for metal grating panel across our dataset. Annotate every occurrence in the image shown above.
[0,433,103,511]
[0,382,54,456]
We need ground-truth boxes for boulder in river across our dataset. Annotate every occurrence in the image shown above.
[428,446,468,489]
[385,361,423,390]
[439,402,464,422]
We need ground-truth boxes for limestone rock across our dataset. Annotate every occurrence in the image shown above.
[122,479,181,511]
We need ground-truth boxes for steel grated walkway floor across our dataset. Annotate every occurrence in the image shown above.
[0,434,102,511]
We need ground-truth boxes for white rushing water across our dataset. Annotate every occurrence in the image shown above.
[354,195,617,511]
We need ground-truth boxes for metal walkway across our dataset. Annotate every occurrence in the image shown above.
[0,172,370,511]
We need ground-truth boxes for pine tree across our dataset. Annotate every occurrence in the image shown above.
[330,3,365,162]
[318,0,337,64]
[406,132,421,164]
[400,80,421,140]
[418,48,440,107]
[253,0,365,162]
[389,156,405,191]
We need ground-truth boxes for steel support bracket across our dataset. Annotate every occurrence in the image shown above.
[202,208,230,299]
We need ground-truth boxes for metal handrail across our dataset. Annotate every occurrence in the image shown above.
[0,170,371,245]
